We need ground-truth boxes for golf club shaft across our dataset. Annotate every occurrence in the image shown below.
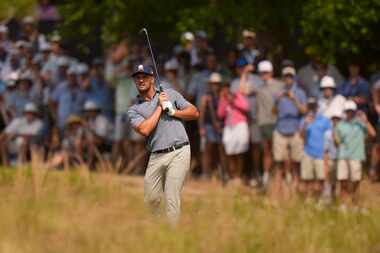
[140,28,162,91]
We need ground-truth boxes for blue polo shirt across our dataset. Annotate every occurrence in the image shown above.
[301,114,332,159]
[276,84,307,135]
[51,82,87,129]
[338,77,370,112]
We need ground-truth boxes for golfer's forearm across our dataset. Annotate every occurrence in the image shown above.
[174,105,199,120]
[135,106,163,137]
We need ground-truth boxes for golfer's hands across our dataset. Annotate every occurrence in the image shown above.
[159,92,176,116]
[158,92,168,107]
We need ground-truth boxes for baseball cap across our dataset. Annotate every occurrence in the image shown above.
[330,110,343,119]
[236,57,249,68]
[39,42,51,52]
[57,56,70,67]
[131,64,154,77]
[258,60,273,73]
[67,65,78,75]
[182,32,194,41]
[50,33,62,43]
[83,100,99,111]
[195,30,207,39]
[242,29,256,38]
[344,100,357,111]
[307,97,318,105]
[164,58,179,71]
[208,72,222,83]
[65,115,82,126]
[24,103,38,113]
[320,76,336,89]
[6,72,19,87]
[282,66,296,76]
[23,16,35,24]
[76,63,89,75]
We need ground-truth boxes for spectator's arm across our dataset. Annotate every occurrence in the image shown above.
[217,96,228,120]
[198,96,208,133]
[231,92,249,112]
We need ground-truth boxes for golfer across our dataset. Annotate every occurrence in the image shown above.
[127,64,199,223]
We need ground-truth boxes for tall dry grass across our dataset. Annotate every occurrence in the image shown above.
[0,161,379,253]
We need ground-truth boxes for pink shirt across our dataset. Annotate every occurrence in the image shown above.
[217,92,249,126]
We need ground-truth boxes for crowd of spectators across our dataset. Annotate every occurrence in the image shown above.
[2,7,380,210]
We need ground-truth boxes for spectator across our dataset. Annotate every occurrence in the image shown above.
[0,103,43,165]
[230,57,263,186]
[323,110,342,201]
[339,62,370,113]
[1,50,21,81]
[298,58,344,97]
[256,60,284,187]
[370,78,380,180]
[162,58,186,94]
[88,58,113,120]
[239,29,263,66]
[300,98,332,201]
[0,24,12,53]
[9,73,36,118]
[217,77,249,185]
[335,101,376,211]
[36,0,60,34]
[272,66,306,196]
[45,115,85,169]
[318,75,346,119]
[82,101,113,169]
[199,72,224,180]
[187,52,219,107]
[50,65,87,129]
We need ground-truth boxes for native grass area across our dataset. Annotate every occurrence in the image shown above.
[0,163,380,253]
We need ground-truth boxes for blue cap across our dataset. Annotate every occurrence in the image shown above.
[236,57,249,68]
[132,64,154,77]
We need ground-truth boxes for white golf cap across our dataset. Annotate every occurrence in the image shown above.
[23,16,35,24]
[16,40,28,48]
[83,100,99,111]
[320,75,336,89]
[344,100,357,111]
[258,60,273,73]
[282,66,296,76]
[0,25,8,33]
[76,63,89,75]
[208,72,222,83]
[57,56,70,67]
[164,58,179,71]
[182,32,194,41]
[6,72,19,87]
[242,29,256,38]
[330,109,343,119]
[24,102,38,113]
[67,65,78,75]
[39,42,51,52]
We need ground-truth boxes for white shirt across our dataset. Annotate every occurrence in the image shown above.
[318,94,346,119]
[5,117,43,136]
[88,115,113,141]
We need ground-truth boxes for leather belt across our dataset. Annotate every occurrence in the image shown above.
[152,142,189,154]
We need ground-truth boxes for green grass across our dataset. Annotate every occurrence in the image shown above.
[0,167,379,253]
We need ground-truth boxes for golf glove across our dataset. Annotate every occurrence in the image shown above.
[162,101,176,116]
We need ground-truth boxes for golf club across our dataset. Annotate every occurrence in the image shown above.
[139,27,171,112]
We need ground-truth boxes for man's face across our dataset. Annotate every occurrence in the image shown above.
[260,71,272,81]
[133,73,154,92]
[243,36,255,48]
[322,88,334,98]
[346,110,355,120]
[283,75,294,87]
[349,64,360,77]
[206,55,217,71]
[25,112,35,122]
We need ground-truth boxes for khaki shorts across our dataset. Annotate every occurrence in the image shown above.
[273,130,303,162]
[301,153,325,180]
[337,160,362,182]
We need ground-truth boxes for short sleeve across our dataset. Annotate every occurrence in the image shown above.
[127,106,145,128]
[168,89,191,110]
